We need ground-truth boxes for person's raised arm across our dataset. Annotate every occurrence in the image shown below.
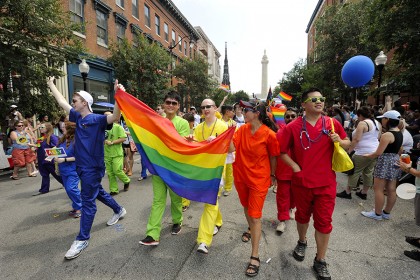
[47,77,72,113]
[107,79,123,124]
[217,95,228,113]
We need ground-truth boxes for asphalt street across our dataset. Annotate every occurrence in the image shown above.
[0,159,419,280]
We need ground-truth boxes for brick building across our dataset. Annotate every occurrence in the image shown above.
[59,0,200,107]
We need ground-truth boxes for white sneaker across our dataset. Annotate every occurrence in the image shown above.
[276,221,286,233]
[223,191,230,196]
[197,243,208,254]
[289,208,296,220]
[64,240,89,260]
[107,207,127,226]
[213,225,221,236]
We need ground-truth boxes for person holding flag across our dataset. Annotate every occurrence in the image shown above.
[139,91,190,246]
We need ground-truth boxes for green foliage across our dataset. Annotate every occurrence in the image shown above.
[365,0,420,93]
[173,56,216,109]
[227,90,249,104]
[108,35,171,109]
[0,0,84,126]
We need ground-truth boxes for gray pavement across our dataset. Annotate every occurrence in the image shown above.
[0,160,419,280]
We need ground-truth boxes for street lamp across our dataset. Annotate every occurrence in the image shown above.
[169,35,194,86]
[375,51,387,104]
[78,59,90,91]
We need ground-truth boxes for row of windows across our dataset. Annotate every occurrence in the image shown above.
[69,0,189,55]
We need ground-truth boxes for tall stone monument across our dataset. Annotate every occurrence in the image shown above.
[261,50,269,99]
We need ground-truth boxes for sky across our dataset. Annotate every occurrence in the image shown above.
[172,0,320,95]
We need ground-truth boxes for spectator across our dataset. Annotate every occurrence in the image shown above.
[9,120,37,179]
[397,157,420,261]
[337,106,381,200]
[362,110,403,221]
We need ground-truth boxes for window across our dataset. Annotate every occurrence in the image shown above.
[178,35,182,51]
[172,30,176,47]
[114,12,129,44]
[116,22,125,43]
[116,0,124,8]
[69,0,84,25]
[96,10,108,45]
[93,0,112,46]
[155,15,160,36]
[144,5,150,27]
[130,23,142,46]
[132,0,139,18]
[164,23,169,41]
[184,41,187,55]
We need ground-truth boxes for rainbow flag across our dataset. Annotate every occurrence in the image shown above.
[277,91,293,102]
[218,84,231,93]
[115,89,235,205]
[271,106,287,127]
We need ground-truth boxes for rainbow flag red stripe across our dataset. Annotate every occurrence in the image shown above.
[277,91,293,101]
[271,106,286,127]
[115,89,234,205]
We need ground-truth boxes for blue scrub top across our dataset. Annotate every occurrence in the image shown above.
[69,109,108,168]
[58,140,76,174]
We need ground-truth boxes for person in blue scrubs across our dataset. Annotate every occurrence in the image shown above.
[47,77,127,260]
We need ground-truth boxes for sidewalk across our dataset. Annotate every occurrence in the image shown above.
[0,165,418,280]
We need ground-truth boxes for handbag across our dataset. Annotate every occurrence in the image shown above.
[330,118,354,172]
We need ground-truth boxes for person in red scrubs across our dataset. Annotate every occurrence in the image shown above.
[280,88,350,280]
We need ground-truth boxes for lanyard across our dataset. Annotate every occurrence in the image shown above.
[300,116,329,150]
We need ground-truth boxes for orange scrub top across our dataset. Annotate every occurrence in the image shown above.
[233,123,280,188]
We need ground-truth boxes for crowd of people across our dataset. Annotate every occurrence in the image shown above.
[2,81,420,279]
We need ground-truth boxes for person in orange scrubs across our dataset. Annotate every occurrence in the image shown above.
[230,101,279,277]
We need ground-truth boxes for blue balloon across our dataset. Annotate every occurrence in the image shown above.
[341,55,375,88]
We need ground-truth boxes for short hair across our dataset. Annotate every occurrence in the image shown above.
[164,91,181,103]
[221,105,233,115]
[183,113,194,123]
[301,87,322,102]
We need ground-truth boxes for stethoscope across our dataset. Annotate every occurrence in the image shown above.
[300,116,330,150]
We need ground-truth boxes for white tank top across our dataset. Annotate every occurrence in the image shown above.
[353,119,380,155]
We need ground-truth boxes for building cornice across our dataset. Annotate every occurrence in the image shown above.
[305,0,323,33]
[157,0,200,41]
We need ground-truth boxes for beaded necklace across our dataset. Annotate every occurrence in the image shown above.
[202,119,218,140]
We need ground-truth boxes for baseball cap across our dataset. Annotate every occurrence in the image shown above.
[377,110,401,120]
[10,105,18,109]
[190,106,196,110]
[76,90,93,112]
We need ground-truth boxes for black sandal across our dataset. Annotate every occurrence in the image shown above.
[245,256,260,277]
[241,227,251,243]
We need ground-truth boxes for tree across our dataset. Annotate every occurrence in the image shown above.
[227,90,249,104]
[365,0,420,94]
[0,0,84,125]
[108,35,171,109]
[172,56,216,109]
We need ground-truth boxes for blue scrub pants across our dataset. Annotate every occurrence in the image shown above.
[140,156,147,178]
[39,163,63,193]
[76,167,122,241]
[61,170,82,211]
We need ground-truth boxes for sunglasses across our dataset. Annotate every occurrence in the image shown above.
[200,105,214,110]
[304,97,326,103]
[243,107,257,113]
[285,114,297,119]
[39,126,46,129]
[164,100,178,106]
[16,124,24,127]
